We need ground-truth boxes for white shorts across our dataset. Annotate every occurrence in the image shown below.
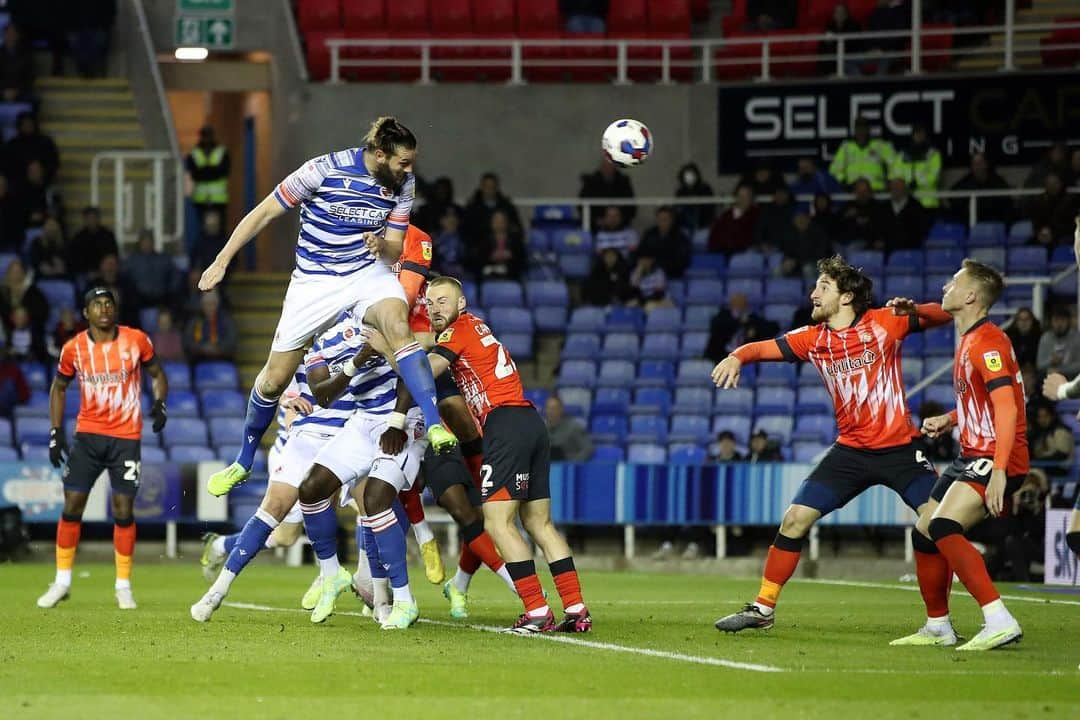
[269,428,337,524]
[314,409,427,495]
[271,263,406,352]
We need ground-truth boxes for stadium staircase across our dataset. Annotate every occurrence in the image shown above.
[230,271,291,390]
[36,77,146,237]
[955,0,1073,70]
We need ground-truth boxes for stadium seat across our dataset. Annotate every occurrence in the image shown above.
[765,277,804,304]
[523,388,549,410]
[968,222,1006,247]
[793,441,828,463]
[387,0,430,29]
[669,414,710,444]
[628,443,667,464]
[713,387,753,415]
[682,305,714,331]
[472,0,515,34]
[1050,245,1076,271]
[755,415,794,444]
[629,414,668,444]
[606,306,645,332]
[568,306,606,333]
[669,443,706,464]
[1008,246,1048,274]
[641,332,681,361]
[140,445,166,463]
[968,246,1005,270]
[597,360,637,387]
[792,413,835,444]
[680,331,708,359]
[726,252,765,278]
[923,326,955,357]
[667,279,686,305]
[561,333,601,361]
[163,418,208,447]
[200,389,246,418]
[645,306,682,332]
[170,445,217,463]
[488,306,533,333]
[591,414,629,445]
[902,357,924,386]
[593,387,631,416]
[1008,220,1034,246]
[298,0,341,32]
[194,362,238,390]
[525,280,569,307]
[726,278,763,306]
[481,281,524,307]
[18,361,47,391]
[14,417,51,446]
[607,0,648,35]
[591,444,625,462]
[531,203,576,226]
[558,387,593,418]
[886,249,924,274]
[534,305,568,332]
[756,363,797,387]
[925,247,966,274]
[631,387,672,415]
[763,303,797,329]
[167,390,200,418]
[558,254,592,279]
[676,359,713,387]
[21,444,50,463]
[139,307,159,333]
[924,384,954,408]
[795,386,831,414]
[502,332,534,360]
[14,397,48,419]
[667,386,711,418]
[432,0,472,34]
[551,228,593,254]
[685,279,725,306]
[711,414,751,445]
[847,250,884,275]
[342,0,385,31]
[685,253,726,279]
[926,221,967,245]
[557,360,597,388]
[756,387,795,414]
[649,0,692,35]
[209,417,245,448]
[637,360,675,388]
[603,332,641,360]
[0,417,11,446]
[36,279,76,312]
[883,275,923,300]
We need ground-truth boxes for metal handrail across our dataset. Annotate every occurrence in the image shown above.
[90,151,185,251]
[132,0,178,159]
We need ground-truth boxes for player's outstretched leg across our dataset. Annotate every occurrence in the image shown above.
[521,500,590,632]
[400,485,445,584]
[891,508,958,646]
[192,508,280,622]
[298,465,352,623]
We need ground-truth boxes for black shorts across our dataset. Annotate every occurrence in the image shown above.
[63,433,142,496]
[423,444,480,506]
[930,457,1025,504]
[480,406,550,503]
[435,373,461,403]
[792,441,937,515]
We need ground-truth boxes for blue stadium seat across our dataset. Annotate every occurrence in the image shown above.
[645,306,682,333]
[792,414,835,444]
[607,306,645,332]
[14,399,48,419]
[883,275,923,300]
[502,333,534,360]
[763,303,797,329]
[481,281,523,307]
[676,359,713,387]
[0,417,11,446]
[926,247,965,273]
[726,252,765,278]
[142,446,167,463]
[21,444,50,463]
[170,445,217,463]
[551,227,593,255]
[593,387,631,415]
[561,333,601,361]
[713,387,753,415]
[680,332,708,359]
[523,388,549,409]
[209,417,244,448]
[631,387,671,415]
[19,362,47,391]
[525,280,569,307]
[15,417,51,446]
[141,420,160,446]
[968,246,1005,270]
[669,443,706,464]
[798,366,820,386]
[667,280,686,305]
[673,387,712,414]
[568,307,606,333]
[139,307,159,333]
[926,221,967,244]
[0,446,18,461]
[903,332,925,356]
[1007,246,1047,274]
[558,254,591,279]
[194,362,238,390]
[488,307,534,333]
[685,279,725,306]
[793,441,828,463]
[168,390,201,417]
[924,384,955,407]
[461,281,479,304]
[902,357,925,385]
[1050,245,1076,271]
[923,326,955,357]
[163,362,191,390]
[590,414,628,444]
[968,222,1006,248]
[628,443,667,464]
[682,305,714,331]
[532,204,577,226]
[755,415,794,444]
[641,332,680,361]
[163,418,208,447]
[557,360,597,388]
[558,388,593,418]
[597,360,636,387]
[200,389,246,418]
[756,363,797,387]
[528,227,551,251]
[886,249,923,273]
[592,445,625,462]
[64,388,81,416]
[726,278,763,305]
[765,277,804,304]
[795,386,831,414]
[685,253,727,279]
[756,387,795,414]
[711,415,751,445]
[603,332,640,360]
[533,305,567,332]
[1007,220,1033,246]
[637,360,675,388]
[848,250,884,275]
[36,279,76,311]
[629,414,668,444]
[670,414,710,443]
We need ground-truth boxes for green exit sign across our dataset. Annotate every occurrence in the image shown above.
[175,16,235,49]
[178,0,233,12]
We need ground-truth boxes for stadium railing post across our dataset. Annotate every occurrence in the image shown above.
[623,525,636,560]
[713,524,727,559]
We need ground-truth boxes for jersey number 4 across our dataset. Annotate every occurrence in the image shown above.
[480,334,517,379]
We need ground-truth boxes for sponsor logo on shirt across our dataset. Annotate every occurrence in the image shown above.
[327,204,389,223]
[983,350,1002,372]
[822,349,878,377]
[421,241,432,261]
[437,328,454,343]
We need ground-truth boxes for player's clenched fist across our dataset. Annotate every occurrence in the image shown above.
[712,355,742,389]
[198,260,227,291]
[1042,372,1068,401]
[920,413,954,438]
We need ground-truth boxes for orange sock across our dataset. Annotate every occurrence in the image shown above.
[466,531,505,572]
[549,557,584,610]
[399,487,426,525]
[114,520,136,582]
[55,516,81,576]
[458,543,483,575]
[506,560,548,613]
[935,534,999,606]
[755,535,803,609]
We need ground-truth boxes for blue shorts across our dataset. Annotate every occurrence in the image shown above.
[435,372,461,403]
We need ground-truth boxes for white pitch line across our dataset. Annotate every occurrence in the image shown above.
[804,578,1080,607]
[223,601,783,673]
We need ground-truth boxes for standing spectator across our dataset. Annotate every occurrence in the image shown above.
[0,257,47,338]
[594,205,639,258]
[0,174,26,253]
[745,0,796,30]
[875,177,930,251]
[68,206,118,277]
[842,178,885,247]
[778,212,832,281]
[810,192,845,243]
[193,207,227,271]
[3,113,59,184]
[747,430,783,462]
[708,183,759,256]
[124,228,177,310]
[629,251,670,310]
[1070,148,1080,189]
[186,125,229,225]
[638,205,691,278]
[1005,307,1042,368]
[890,123,942,211]
[754,186,796,252]
[738,162,788,198]
[431,206,468,280]
[183,289,237,362]
[151,308,185,363]
[462,172,521,243]
[1027,172,1077,242]
[14,159,59,230]
[0,346,29,416]
[49,306,84,359]
[674,162,715,231]
[865,0,910,75]
[545,395,594,461]
[951,151,1012,224]
[1023,141,1070,189]
[470,209,527,281]
[0,24,34,102]
[579,157,635,231]
[829,116,895,191]
[709,430,744,463]
[704,292,779,363]
[819,3,863,75]
[1028,399,1074,476]
[413,176,460,236]
[4,305,46,361]
[83,253,138,326]
[790,157,842,213]
[1036,306,1080,376]
[67,0,116,78]
[583,248,633,306]
[560,0,608,34]
[28,216,67,279]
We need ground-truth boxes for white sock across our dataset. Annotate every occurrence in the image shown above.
[209,569,236,597]
[115,579,131,591]
[926,615,951,630]
[565,602,585,614]
[981,599,1013,628]
[317,555,341,579]
[752,602,775,616]
[55,569,72,587]
[391,583,414,604]
[412,520,435,546]
[526,604,551,618]
[495,565,516,594]
[264,535,278,549]
[211,535,228,555]
[453,568,473,594]
[372,577,390,607]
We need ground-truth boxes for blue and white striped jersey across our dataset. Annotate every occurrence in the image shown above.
[273,148,414,277]
[274,371,317,448]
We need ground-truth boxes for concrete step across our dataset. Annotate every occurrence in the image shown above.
[53,135,145,150]
[36,76,130,90]
[234,310,280,336]
[42,121,142,135]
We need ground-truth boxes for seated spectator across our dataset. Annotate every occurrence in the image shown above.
[705,292,779,363]
[709,430,744,463]
[462,172,521,243]
[778,211,832,281]
[754,186,795,252]
[15,159,59,230]
[413,176,461,236]
[49,306,84,359]
[810,192,845,242]
[791,157,842,212]
[193,207,227,271]
[1037,306,1080,376]
[151,308,185,363]
[747,430,783,462]
[819,3,863,75]
[996,469,1048,581]
[865,0,910,75]
[918,400,958,462]
[950,151,1013,224]
[1023,141,1070,189]
[638,206,691,278]
[738,162,787,198]
[470,209,526,281]
[629,252,670,310]
[583,248,634,306]
[0,346,29,416]
[1028,399,1074,476]
[67,0,116,78]
[83,253,138,327]
[4,305,46,361]
[1071,148,1080,189]
[1027,172,1077,242]
[580,157,635,231]
[431,206,469,280]
[560,0,607,34]
[745,0,795,30]
[0,24,34,103]
[183,289,237,362]
[594,205,639,258]
[0,258,47,338]
[674,162,715,231]
[1005,307,1041,368]
[29,217,68,279]
[69,206,118,277]
[545,395,594,461]
[875,177,930,251]
[708,183,759,256]
[0,174,25,253]
[842,178,884,247]
[3,113,59,184]
[125,229,178,309]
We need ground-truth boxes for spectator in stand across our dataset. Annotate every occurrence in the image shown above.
[413,176,460,236]
[842,177,884,247]
[185,124,229,226]
[1070,148,1080,189]
[1023,141,1070,189]
[0,345,29,416]
[1037,306,1080,376]
[708,183,759,256]
[830,117,895,191]
[183,288,237,363]
[69,206,118,278]
[629,251,670,310]
[67,0,116,78]
[594,205,639,258]
[0,174,25,254]
[950,151,1012,224]
[583,248,633,306]
[891,123,942,212]
[1028,399,1074,476]
[0,257,47,338]
[745,0,796,30]
[638,205,691,278]
[709,430,744,463]
[747,429,783,462]
[810,192,845,243]
[738,162,788,198]
[790,157,842,213]
[918,400,958,462]
[580,156,635,231]
[83,253,138,326]
[1032,225,1057,251]
[28,216,67,279]
[1027,172,1077,242]
[462,172,521,244]
[705,292,779,363]
[560,0,608,34]
[432,206,469,280]
[15,159,59,230]
[875,177,930,251]
[1005,307,1042,368]
[470,208,527,281]
[865,0,910,75]
[151,308,185,363]
[674,162,715,231]
[754,185,796,252]
[545,395,594,461]
[819,3,863,76]
[778,212,832,281]
[125,228,178,310]
[49,306,83,359]
[5,305,46,361]
[0,24,34,103]
[3,113,59,184]
[193,207,227,271]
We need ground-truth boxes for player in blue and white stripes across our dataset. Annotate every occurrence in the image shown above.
[198,116,456,500]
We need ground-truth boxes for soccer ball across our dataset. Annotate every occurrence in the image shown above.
[602,118,653,167]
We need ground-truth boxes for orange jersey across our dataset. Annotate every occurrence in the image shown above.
[392,224,433,333]
[779,308,920,450]
[57,326,156,440]
[431,312,530,425]
[954,318,1029,476]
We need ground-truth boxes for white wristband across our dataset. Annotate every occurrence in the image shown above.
[341,359,358,378]
[387,412,407,431]
[1058,382,1070,401]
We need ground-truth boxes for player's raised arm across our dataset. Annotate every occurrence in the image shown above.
[711,339,785,388]
[199,192,288,290]
[886,297,952,330]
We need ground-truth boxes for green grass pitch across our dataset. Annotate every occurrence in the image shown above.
[2,562,1077,719]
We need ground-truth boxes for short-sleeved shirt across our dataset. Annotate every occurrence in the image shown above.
[391,224,433,332]
[431,311,530,425]
[273,148,415,277]
[954,317,1029,476]
[57,327,156,440]
[778,308,920,450]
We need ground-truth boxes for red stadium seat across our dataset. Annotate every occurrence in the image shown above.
[472,0,515,35]
[342,0,385,32]
[387,0,430,32]
[433,40,512,82]
[767,29,817,77]
[516,0,560,35]
[713,33,763,80]
[690,0,710,24]
[918,23,953,71]
[297,0,342,32]
[520,33,567,82]
[431,0,472,35]
[721,0,747,36]
[800,0,835,29]
[649,0,692,36]
[607,0,648,37]
[627,37,695,82]
[846,0,878,25]
[564,32,616,82]
[304,30,346,80]
[1041,17,1080,67]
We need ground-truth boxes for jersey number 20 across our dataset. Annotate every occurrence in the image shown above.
[480,334,517,379]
